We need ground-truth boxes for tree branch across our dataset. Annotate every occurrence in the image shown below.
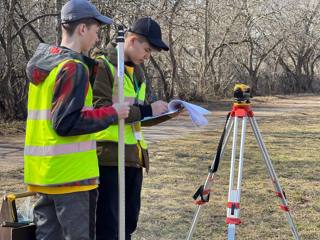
[12,13,58,40]
[256,38,284,72]
[207,39,251,74]
[0,33,6,50]
[150,55,169,101]
[14,3,45,43]
[12,18,30,60]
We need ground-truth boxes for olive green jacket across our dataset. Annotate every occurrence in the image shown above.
[92,43,151,171]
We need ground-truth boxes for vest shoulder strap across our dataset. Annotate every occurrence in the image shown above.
[59,59,88,70]
[96,55,118,90]
[96,56,115,75]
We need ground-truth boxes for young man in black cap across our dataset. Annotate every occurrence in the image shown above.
[24,1,129,239]
[92,17,170,239]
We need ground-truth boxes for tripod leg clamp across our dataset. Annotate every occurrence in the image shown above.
[280,205,289,211]
[226,201,241,224]
[275,191,290,211]
[226,217,241,225]
[275,191,287,199]
[193,185,211,205]
[227,202,240,215]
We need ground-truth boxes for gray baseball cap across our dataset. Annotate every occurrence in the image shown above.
[61,0,113,25]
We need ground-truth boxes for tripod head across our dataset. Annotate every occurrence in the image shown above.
[233,83,251,105]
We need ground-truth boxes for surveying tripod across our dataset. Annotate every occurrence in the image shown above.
[186,84,300,240]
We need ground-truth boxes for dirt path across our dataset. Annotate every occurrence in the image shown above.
[144,94,320,143]
[0,94,319,194]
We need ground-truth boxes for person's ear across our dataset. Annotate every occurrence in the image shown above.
[78,23,86,36]
[128,36,137,47]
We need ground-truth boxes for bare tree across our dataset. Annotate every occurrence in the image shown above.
[1,0,320,120]
[0,0,17,119]
[0,0,57,119]
[277,0,320,92]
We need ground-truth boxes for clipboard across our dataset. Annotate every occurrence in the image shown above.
[141,107,183,127]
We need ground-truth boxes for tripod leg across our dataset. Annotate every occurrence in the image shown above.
[226,116,239,240]
[228,116,239,201]
[237,117,247,198]
[248,117,300,240]
[226,116,247,240]
[186,116,234,240]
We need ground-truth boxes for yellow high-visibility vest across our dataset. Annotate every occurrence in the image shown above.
[24,59,99,186]
[95,56,148,149]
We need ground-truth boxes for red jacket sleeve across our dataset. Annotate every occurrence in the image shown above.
[51,61,118,136]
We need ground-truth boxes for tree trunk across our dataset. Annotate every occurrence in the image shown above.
[249,70,258,95]
[197,0,209,98]
[150,56,170,101]
[0,0,17,119]
[55,0,62,45]
[167,0,182,99]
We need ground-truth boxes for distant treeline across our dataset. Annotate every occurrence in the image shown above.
[1,0,320,120]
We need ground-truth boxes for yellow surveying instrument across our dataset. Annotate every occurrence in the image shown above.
[186,84,300,240]
[233,83,251,104]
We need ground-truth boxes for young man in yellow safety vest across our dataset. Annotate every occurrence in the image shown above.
[24,1,129,239]
[92,17,170,239]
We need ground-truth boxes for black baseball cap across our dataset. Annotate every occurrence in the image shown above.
[129,17,169,51]
[61,0,113,25]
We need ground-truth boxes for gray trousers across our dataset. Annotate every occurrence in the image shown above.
[33,189,98,240]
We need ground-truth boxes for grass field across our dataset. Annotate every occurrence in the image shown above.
[0,95,319,239]
[134,96,320,239]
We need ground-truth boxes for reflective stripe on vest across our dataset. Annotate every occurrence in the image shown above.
[27,109,51,120]
[24,140,96,156]
[24,59,99,186]
[27,106,94,120]
[95,56,148,149]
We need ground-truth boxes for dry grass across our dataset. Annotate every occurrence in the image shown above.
[0,95,319,239]
[134,96,320,240]
[0,136,25,195]
[0,120,25,136]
